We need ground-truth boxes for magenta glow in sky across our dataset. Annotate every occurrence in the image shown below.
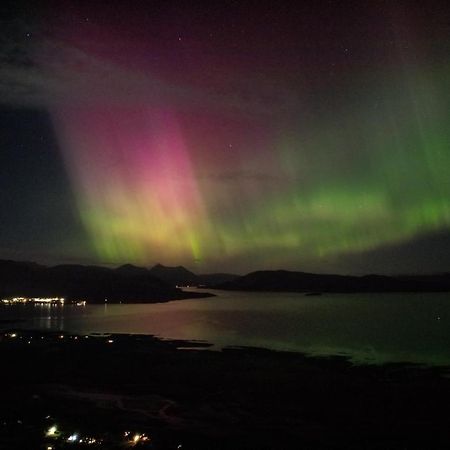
[56,107,210,264]
[2,1,450,274]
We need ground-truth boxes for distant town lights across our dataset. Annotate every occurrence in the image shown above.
[1,297,65,304]
[1,297,86,305]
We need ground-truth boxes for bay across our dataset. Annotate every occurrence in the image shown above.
[1,289,449,365]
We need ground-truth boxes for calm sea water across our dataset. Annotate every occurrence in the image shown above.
[1,289,450,365]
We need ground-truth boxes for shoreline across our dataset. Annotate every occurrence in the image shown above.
[1,329,450,449]
[0,289,215,306]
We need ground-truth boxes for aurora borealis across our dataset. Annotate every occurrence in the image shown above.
[1,0,450,273]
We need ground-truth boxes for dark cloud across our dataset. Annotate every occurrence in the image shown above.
[0,25,297,116]
[337,229,450,275]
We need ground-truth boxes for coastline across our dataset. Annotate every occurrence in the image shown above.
[1,329,450,449]
[0,289,215,306]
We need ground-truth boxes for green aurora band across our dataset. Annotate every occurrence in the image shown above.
[53,62,450,273]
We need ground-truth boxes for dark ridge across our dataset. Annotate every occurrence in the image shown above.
[197,272,239,285]
[217,269,450,292]
[115,263,152,277]
[149,263,239,287]
[0,260,213,303]
[149,263,199,286]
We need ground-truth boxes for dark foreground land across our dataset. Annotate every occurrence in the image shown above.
[0,331,450,450]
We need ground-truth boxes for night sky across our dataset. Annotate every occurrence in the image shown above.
[1,0,450,274]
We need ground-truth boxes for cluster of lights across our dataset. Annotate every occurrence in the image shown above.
[124,431,150,445]
[3,331,125,348]
[1,297,65,305]
[3,332,125,349]
[46,425,101,446]
[1,297,87,306]
[68,433,99,445]
[4,332,88,340]
[45,425,153,447]
[6,415,185,449]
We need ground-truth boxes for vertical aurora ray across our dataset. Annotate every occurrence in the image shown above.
[51,64,450,271]
[54,107,210,265]
[32,4,450,273]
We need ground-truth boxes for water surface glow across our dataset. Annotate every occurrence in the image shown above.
[2,290,450,366]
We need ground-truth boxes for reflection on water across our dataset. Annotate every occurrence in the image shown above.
[1,290,450,365]
[18,303,67,331]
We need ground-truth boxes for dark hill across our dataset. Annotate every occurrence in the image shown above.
[217,269,450,292]
[149,264,199,286]
[149,264,239,287]
[197,272,239,285]
[115,264,152,278]
[0,260,212,303]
